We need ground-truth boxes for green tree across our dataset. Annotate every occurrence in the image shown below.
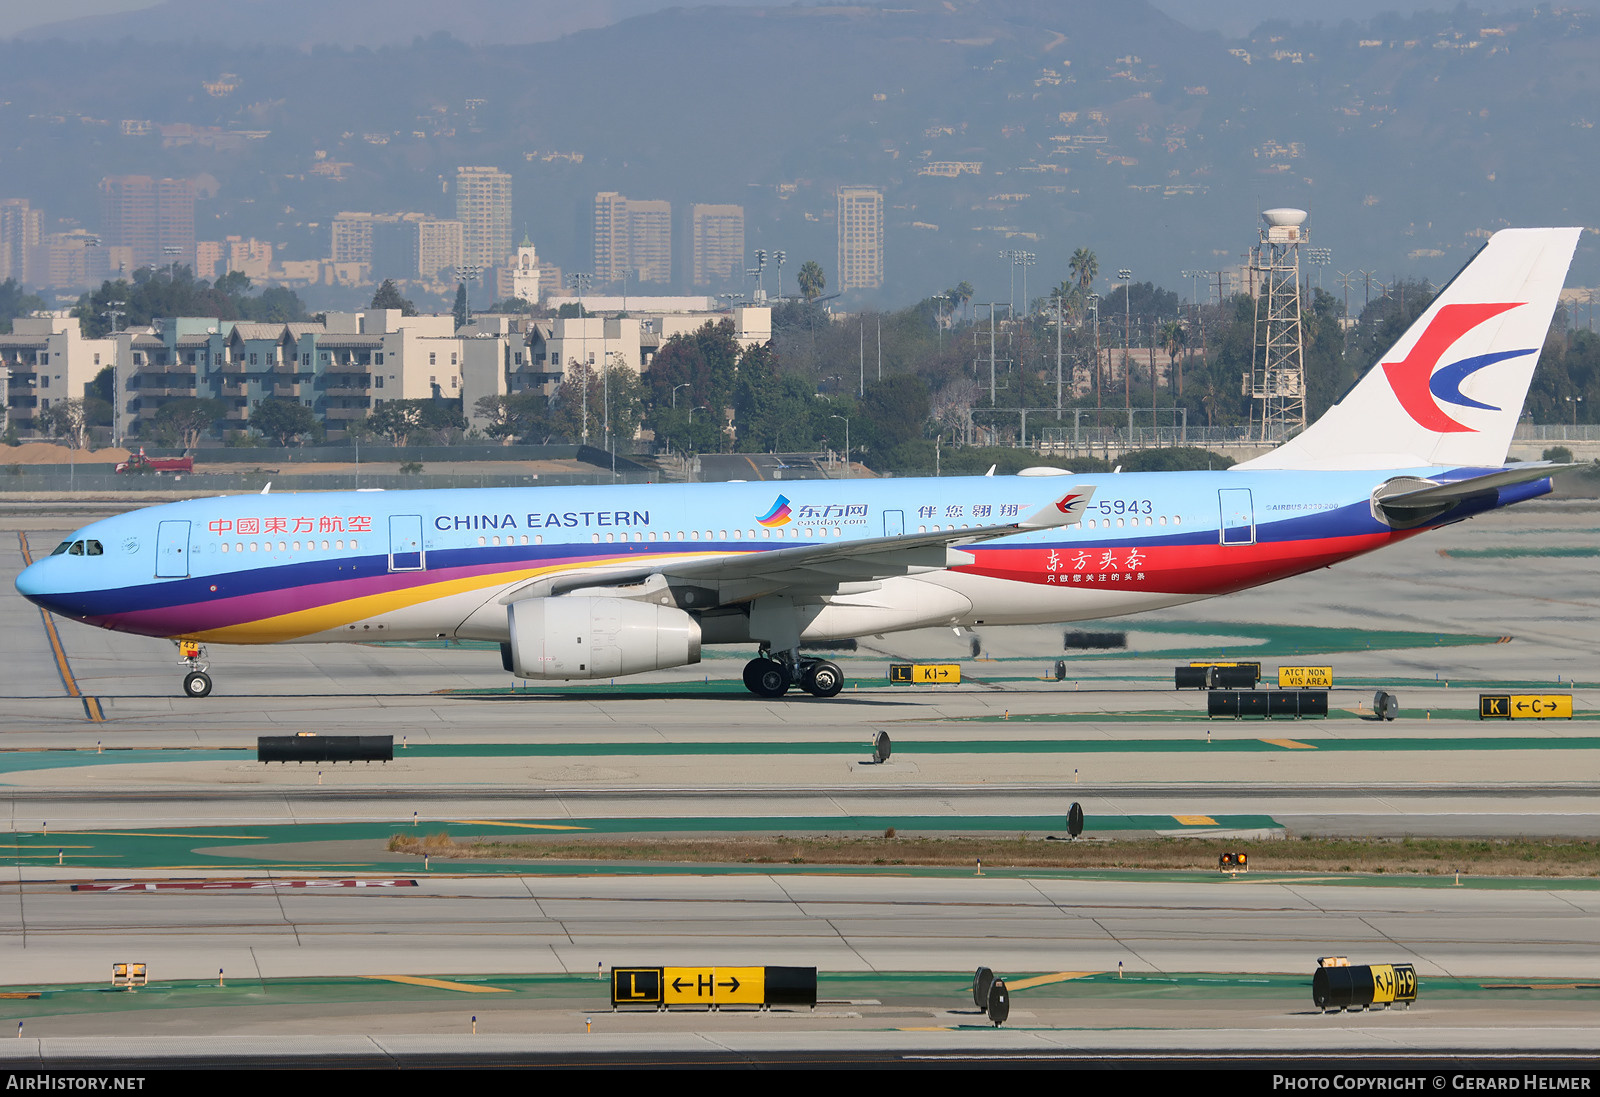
[452,282,468,329]
[148,396,227,449]
[367,400,424,445]
[250,398,321,447]
[0,279,45,333]
[370,279,417,316]
[39,398,89,449]
[797,260,826,302]
[644,320,743,453]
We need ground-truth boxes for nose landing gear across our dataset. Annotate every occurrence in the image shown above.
[178,639,212,698]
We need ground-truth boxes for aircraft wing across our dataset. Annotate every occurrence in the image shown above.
[532,486,1095,603]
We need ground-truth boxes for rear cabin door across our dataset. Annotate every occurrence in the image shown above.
[1217,488,1255,546]
[155,520,191,577]
[388,515,425,571]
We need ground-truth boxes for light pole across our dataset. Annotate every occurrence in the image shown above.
[457,263,483,326]
[1568,395,1585,427]
[1119,269,1133,409]
[829,414,850,477]
[772,250,785,303]
[568,273,593,444]
[688,405,710,453]
[1088,293,1101,409]
[104,301,126,447]
[1305,247,1332,291]
[672,383,690,409]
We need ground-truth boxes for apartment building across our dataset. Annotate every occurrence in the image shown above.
[0,317,116,436]
[690,204,745,287]
[100,175,196,271]
[455,166,512,273]
[594,191,671,286]
[836,184,884,292]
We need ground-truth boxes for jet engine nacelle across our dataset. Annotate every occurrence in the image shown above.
[506,597,702,680]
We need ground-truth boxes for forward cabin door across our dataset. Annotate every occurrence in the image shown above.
[155,520,191,577]
[883,509,905,537]
[388,515,425,571]
[1217,488,1255,546]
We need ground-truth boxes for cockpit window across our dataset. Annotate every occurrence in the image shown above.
[48,539,101,556]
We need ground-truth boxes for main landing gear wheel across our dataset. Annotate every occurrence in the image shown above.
[801,661,844,698]
[742,658,792,698]
[183,671,213,698]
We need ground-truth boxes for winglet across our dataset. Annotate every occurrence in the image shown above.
[1018,487,1096,530]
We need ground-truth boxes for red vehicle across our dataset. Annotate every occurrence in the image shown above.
[115,448,193,475]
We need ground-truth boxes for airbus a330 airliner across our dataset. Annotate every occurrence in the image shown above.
[14,228,1583,699]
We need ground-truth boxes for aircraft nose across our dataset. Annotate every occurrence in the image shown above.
[14,558,57,606]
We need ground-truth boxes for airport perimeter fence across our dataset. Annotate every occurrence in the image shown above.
[0,469,658,493]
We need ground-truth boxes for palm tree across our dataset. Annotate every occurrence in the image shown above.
[1160,319,1187,396]
[1069,247,1098,295]
[797,260,826,302]
[949,280,974,322]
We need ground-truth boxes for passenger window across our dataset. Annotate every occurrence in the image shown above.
[534,535,543,545]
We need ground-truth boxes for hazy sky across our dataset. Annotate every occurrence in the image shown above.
[6,0,1593,41]
[0,0,158,38]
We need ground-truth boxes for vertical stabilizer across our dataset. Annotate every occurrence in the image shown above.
[1237,227,1580,471]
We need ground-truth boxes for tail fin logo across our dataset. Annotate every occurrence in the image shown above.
[1381,302,1535,433]
[756,495,793,527]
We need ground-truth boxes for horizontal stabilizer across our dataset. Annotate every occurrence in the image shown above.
[1374,463,1569,526]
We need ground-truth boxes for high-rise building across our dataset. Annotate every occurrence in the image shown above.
[100,175,196,271]
[455,166,512,272]
[415,219,464,282]
[594,191,672,286]
[836,185,884,292]
[330,212,375,266]
[0,198,43,284]
[691,204,744,287]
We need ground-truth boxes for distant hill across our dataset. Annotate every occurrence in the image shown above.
[14,0,793,47]
[1,0,1597,306]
